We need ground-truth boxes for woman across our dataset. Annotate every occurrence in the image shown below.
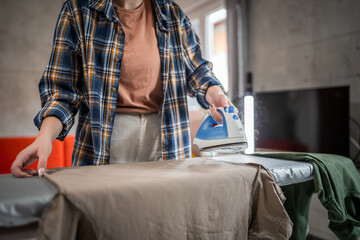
[11,0,234,177]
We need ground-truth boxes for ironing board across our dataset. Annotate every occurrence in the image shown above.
[211,154,314,186]
[0,154,313,239]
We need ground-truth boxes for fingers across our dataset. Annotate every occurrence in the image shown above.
[24,168,38,176]
[11,150,36,178]
[12,167,38,178]
[209,94,231,123]
[11,165,33,178]
[210,105,223,123]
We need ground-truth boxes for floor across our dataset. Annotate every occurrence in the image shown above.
[0,223,37,240]
[307,194,338,240]
[307,235,328,240]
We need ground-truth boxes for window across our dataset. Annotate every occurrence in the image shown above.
[205,8,228,92]
[184,2,228,111]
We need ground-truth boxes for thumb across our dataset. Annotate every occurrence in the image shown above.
[220,95,230,108]
[37,151,49,177]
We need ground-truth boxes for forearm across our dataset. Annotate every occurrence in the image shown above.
[37,116,63,143]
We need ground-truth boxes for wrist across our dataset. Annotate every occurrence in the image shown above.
[36,134,53,144]
[37,116,63,143]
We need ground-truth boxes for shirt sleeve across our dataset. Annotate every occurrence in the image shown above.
[33,2,82,141]
[179,11,226,109]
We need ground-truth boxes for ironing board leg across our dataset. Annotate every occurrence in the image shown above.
[281,180,315,240]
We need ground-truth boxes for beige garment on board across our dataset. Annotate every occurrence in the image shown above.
[38,159,292,240]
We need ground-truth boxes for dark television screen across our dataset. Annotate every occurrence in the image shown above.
[255,86,349,157]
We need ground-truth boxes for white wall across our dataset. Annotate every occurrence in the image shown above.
[249,0,360,94]
[0,0,64,137]
[248,0,360,159]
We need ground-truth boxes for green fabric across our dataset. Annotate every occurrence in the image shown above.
[253,152,360,240]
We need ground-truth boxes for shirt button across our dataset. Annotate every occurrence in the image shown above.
[112,87,117,92]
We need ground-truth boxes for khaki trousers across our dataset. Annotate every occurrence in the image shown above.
[109,112,162,164]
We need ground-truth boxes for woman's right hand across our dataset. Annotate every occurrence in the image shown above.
[11,137,52,177]
[10,116,63,178]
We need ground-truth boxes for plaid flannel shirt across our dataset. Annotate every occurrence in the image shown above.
[34,0,224,165]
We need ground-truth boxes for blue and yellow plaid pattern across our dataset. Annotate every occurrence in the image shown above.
[34,0,223,165]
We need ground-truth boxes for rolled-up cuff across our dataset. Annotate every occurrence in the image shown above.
[33,101,75,141]
[196,77,226,109]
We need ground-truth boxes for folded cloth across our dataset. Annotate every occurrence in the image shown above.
[254,152,360,240]
[38,158,292,240]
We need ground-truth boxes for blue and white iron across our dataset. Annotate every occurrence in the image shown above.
[193,106,248,153]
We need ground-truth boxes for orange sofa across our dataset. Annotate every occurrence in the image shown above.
[0,136,75,174]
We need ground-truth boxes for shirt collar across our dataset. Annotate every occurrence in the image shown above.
[150,0,169,30]
[89,0,115,21]
[89,0,168,30]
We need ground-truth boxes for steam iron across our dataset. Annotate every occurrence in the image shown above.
[193,106,248,153]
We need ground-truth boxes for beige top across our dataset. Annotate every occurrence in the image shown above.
[38,159,292,240]
[114,0,163,113]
